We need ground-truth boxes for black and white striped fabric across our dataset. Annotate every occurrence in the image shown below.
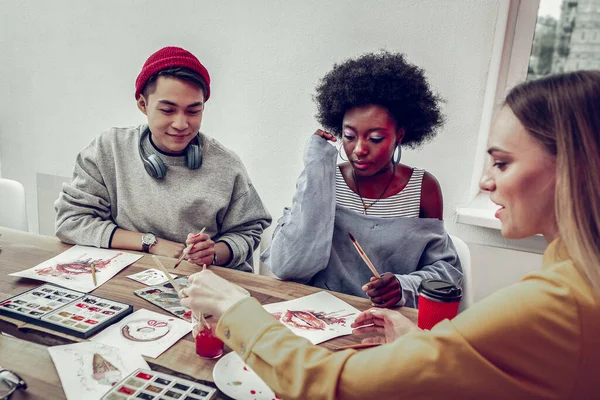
[335,166,424,218]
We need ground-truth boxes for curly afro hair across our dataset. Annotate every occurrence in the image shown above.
[314,51,445,149]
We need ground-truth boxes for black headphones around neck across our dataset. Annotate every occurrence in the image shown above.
[138,127,203,179]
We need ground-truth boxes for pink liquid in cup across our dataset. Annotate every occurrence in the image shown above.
[195,323,224,359]
[417,279,462,330]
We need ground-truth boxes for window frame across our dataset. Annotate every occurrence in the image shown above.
[456,0,540,229]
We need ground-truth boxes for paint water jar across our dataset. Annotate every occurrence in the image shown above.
[195,323,224,359]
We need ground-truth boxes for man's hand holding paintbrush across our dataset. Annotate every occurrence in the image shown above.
[176,227,232,268]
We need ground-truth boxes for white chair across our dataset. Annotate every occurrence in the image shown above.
[0,178,28,231]
[450,235,472,312]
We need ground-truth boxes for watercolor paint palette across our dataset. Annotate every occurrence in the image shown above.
[0,283,133,338]
[101,368,217,400]
[134,277,193,322]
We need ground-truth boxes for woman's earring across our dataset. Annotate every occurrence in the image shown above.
[392,144,402,165]
[338,144,348,161]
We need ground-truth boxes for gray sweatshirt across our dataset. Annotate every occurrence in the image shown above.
[55,125,271,272]
[261,135,462,307]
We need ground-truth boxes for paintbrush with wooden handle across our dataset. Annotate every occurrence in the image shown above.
[173,227,206,269]
[153,255,210,330]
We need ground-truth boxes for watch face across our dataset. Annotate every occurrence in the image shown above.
[142,233,156,246]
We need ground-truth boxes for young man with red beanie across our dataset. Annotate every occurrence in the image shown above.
[55,46,271,272]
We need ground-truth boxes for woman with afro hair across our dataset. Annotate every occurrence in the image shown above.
[261,51,462,308]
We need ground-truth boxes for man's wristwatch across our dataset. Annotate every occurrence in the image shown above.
[141,233,157,253]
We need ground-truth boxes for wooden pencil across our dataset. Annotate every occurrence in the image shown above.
[173,227,206,269]
[333,343,382,351]
[90,262,97,286]
[348,232,381,278]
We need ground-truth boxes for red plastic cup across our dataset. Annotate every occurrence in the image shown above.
[417,279,462,330]
[194,321,224,359]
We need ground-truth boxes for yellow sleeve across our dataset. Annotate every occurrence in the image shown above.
[217,272,581,400]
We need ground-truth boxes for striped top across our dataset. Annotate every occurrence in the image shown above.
[335,166,424,218]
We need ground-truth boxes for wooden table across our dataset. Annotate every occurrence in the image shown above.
[0,334,66,400]
[0,227,417,399]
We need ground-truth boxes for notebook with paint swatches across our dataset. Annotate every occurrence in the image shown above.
[0,283,133,338]
[100,368,217,400]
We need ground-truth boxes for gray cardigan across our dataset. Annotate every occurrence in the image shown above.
[55,125,271,272]
[261,135,462,307]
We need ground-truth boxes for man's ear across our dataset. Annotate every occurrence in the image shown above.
[396,127,406,144]
[137,95,148,115]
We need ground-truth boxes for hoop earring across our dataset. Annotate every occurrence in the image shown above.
[392,144,402,165]
[338,144,348,161]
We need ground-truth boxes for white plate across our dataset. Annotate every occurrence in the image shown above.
[212,351,278,400]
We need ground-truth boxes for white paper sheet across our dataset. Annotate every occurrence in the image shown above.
[91,308,192,358]
[9,245,141,292]
[48,341,149,400]
[263,291,360,344]
[126,268,176,286]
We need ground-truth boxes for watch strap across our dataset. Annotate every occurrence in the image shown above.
[142,233,157,253]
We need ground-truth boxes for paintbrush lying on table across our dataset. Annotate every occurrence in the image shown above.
[173,227,206,269]
[348,232,381,278]
[90,262,97,286]
[152,255,210,330]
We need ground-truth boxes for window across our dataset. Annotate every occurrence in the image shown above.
[457,0,600,230]
[528,0,600,80]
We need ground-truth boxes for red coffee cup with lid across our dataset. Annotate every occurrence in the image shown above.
[417,279,463,330]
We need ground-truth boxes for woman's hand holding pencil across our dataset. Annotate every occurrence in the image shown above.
[348,232,402,308]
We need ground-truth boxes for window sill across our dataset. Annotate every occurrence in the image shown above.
[456,192,501,230]
[456,192,547,254]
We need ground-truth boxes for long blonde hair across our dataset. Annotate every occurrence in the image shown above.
[506,71,600,295]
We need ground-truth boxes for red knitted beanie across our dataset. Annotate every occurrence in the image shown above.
[135,46,211,101]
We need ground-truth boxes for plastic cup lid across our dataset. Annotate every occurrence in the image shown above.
[418,279,463,302]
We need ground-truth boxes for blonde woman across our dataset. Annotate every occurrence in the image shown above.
[181,71,600,399]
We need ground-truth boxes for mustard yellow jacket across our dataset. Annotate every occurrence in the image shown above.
[217,239,599,399]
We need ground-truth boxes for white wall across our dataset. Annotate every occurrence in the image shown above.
[0,0,543,299]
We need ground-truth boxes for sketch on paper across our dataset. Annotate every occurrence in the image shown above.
[10,245,142,293]
[127,268,176,286]
[270,309,354,331]
[263,292,360,344]
[91,309,192,358]
[121,319,172,342]
[36,253,122,277]
[91,353,122,385]
[48,341,148,400]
